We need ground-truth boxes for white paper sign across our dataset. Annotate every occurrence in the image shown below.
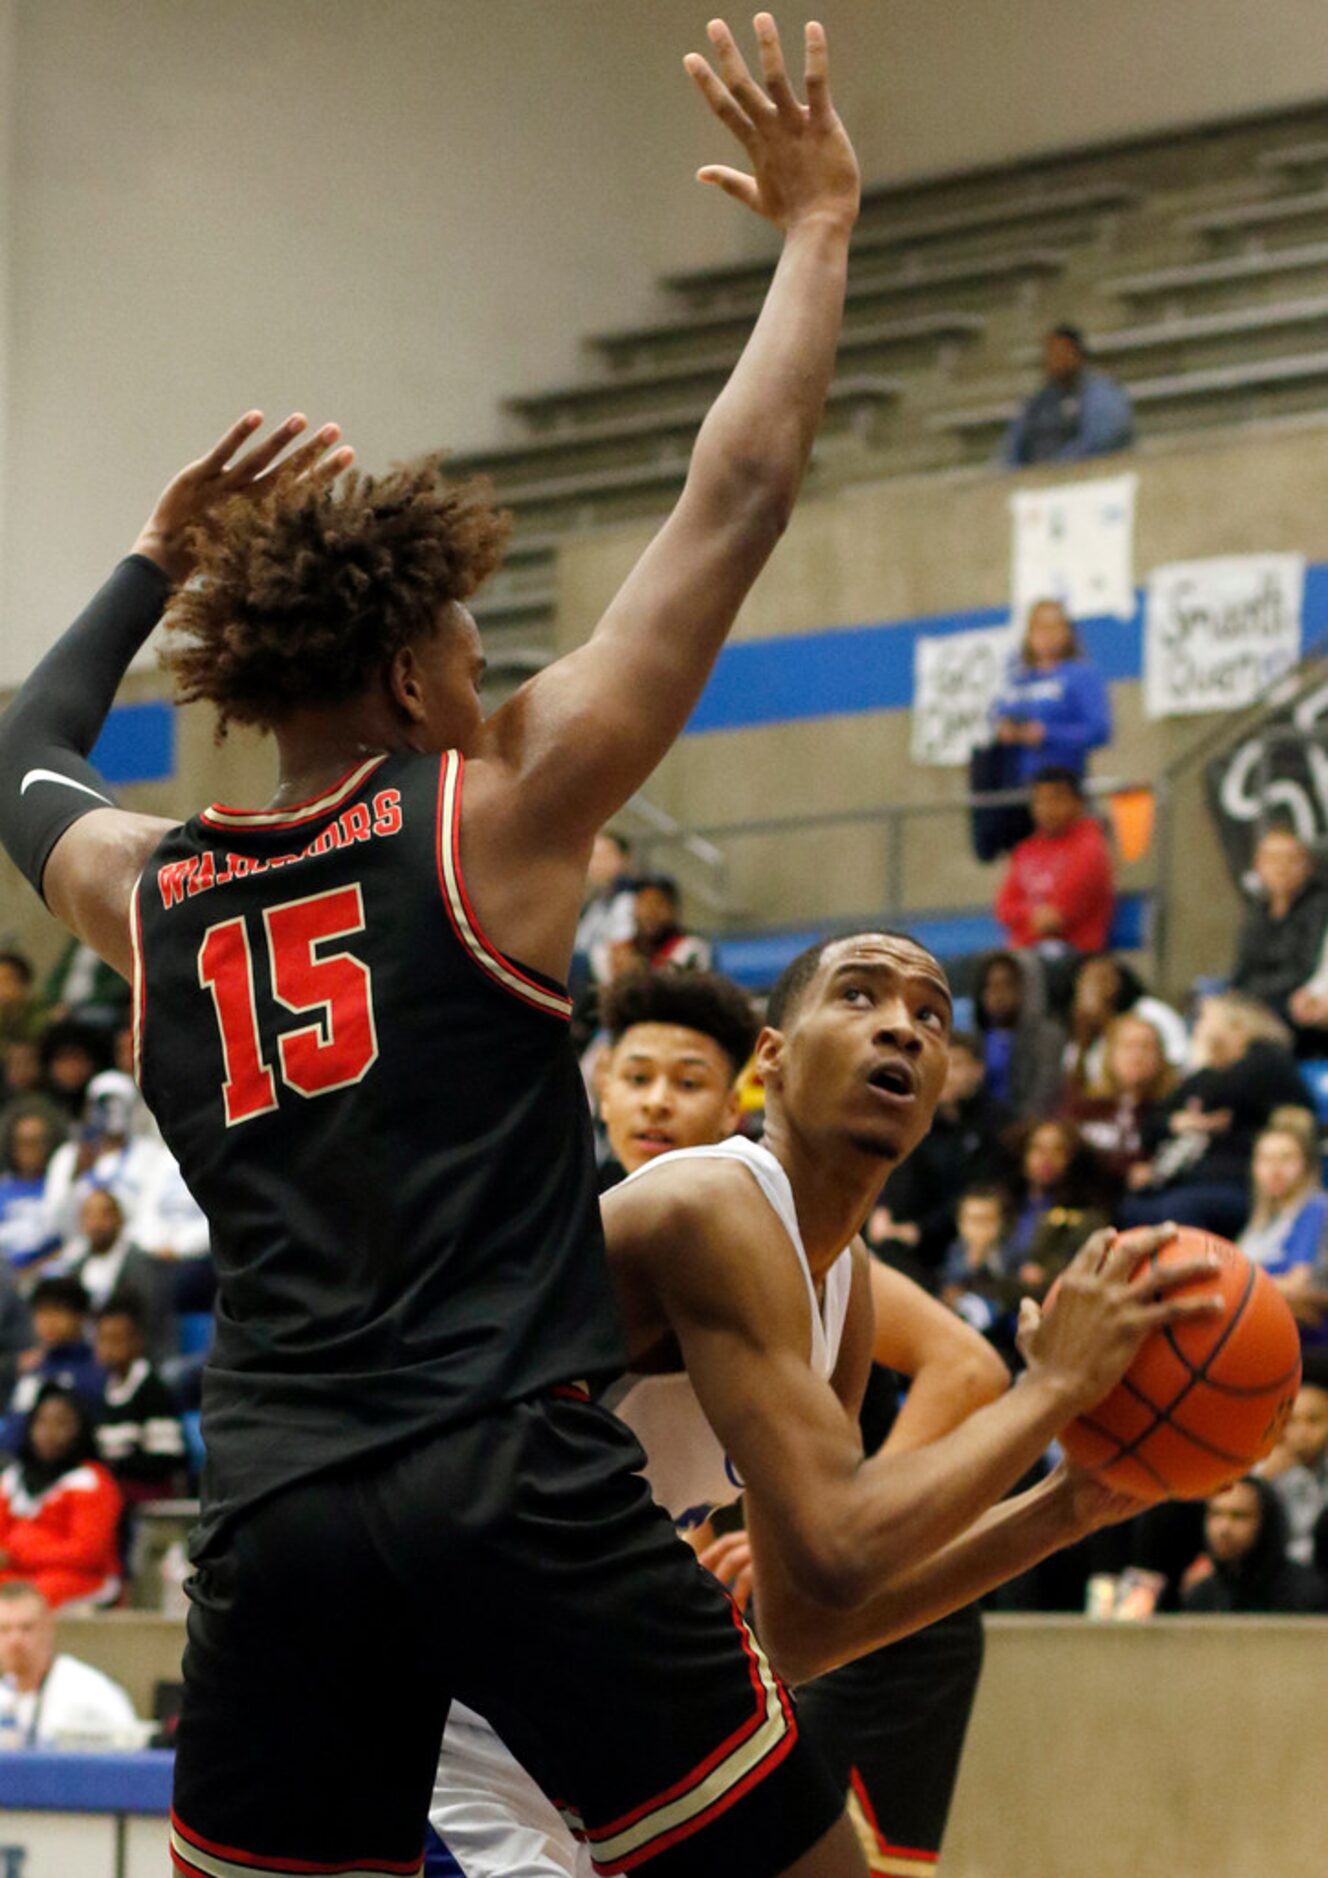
[1011,472,1138,624]
[1144,554,1304,719]
[911,624,1016,767]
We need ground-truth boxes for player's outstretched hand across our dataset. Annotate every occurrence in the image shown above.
[1017,1224,1223,1420]
[684,14,859,235]
[132,411,354,584]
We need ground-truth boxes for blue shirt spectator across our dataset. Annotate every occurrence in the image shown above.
[991,600,1111,788]
[0,1278,102,1455]
[0,1105,62,1273]
[1003,325,1134,467]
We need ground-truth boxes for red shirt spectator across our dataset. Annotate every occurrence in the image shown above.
[995,768,1114,954]
[0,1385,122,1608]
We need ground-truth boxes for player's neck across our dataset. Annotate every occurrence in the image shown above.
[759,1116,884,1278]
[269,703,413,810]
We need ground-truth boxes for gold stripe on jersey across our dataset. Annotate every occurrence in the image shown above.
[169,1823,421,1878]
[437,752,572,1019]
[580,1621,790,1870]
[201,757,386,830]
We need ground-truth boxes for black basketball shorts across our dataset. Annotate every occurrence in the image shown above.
[170,1392,844,1878]
[795,1604,985,1874]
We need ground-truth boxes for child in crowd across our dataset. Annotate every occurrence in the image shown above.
[939,1186,1017,1343]
[1061,1010,1178,1193]
[0,1278,101,1454]
[1005,1119,1111,1295]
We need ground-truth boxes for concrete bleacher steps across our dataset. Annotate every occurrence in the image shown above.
[930,348,1328,448]
[1103,240,1328,310]
[588,250,1066,370]
[509,313,983,432]
[661,182,1139,308]
[1183,183,1328,245]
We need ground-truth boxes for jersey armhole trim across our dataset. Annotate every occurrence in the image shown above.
[435,752,573,1021]
[129,870,147,1089]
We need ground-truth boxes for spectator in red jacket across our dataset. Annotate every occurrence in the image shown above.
[0,1385,122,1609]
[995,766,1115,956]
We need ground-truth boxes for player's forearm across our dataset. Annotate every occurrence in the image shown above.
[684,214,850,528]
[881,1347,1010,1457]
[820,1370,1075,1607]
[762,1474,1074,1685]
[0,556,171,897]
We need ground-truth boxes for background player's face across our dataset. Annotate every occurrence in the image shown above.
[762,936,951,1162]
[600,1023,739,1171]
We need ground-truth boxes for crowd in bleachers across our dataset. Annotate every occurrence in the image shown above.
[0,943,206,1628]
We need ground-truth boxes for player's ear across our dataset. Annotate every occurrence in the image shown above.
[385,643,427,725]
[753,1025,784,1089]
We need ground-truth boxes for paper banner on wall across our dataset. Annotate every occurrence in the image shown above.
[1010,472,1138,625]
[910,622,1016,767]
[1144,553,1305,719]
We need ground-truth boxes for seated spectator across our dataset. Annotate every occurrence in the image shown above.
[1181,1476,1326,1614]
[1061,1011,1179,1192]
[56,1190,177,1364]
[995,768,1115,958]
[0,954,44,1053]
[1231,825,1328,1039]
[577,830,636,989]
[1237,1112,1328,1307]
[869,1030,1017,1276]
[1263,1379,1328,1567]
[989,599,1112,791]
[939,1186,1019,1336]
[1,1040,43,1102]
[973,950,1066,1119]
[1002,323,1133,468]
[0,1386,123,1608]
[1121,993,1310,1238]
[1,1278,102,1453]
[1061,952,1188,1091]
[1004,1119,1112,1295]
[40,1070,159,1249]
[35,1023,106,1125]
[128,1147,211,1269]
[0,1104,62,1273]
[0,1581,138,1747]
[609,876,713,979]
[92,1297,186,1506]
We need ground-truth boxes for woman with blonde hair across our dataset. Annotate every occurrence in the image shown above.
[1239,1110,1328,1310]
[1060,1009,1178,1190]
[1121,992,1311,1237]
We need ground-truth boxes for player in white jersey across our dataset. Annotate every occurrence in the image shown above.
[428,935,1220,1878]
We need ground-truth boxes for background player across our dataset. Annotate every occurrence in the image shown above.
[0,19,890,1878]
[428,939,1222,1876]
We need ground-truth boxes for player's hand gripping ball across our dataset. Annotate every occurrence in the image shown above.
[1052,1226,1302,1500]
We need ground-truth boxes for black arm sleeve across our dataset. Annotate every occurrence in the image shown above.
[0,555,172,900]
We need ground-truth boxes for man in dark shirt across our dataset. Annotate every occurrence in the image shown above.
[1003,325,1134,468]
[1232,825,1328,1034]
[92,1296,185,1504]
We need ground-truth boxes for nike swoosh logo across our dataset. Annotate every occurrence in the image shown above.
[19,769,113,806]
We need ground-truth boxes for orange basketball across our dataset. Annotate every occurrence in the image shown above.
[1053,1227,1303,1500]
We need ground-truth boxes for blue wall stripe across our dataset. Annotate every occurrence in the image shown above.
[685,560,1328,735]
[91,700,176,786]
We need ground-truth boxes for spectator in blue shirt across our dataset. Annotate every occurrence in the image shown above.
[1003,324,1133,467]
[0,1278,101,1456]
[991,599,1112,789]
[0,1105,62,1275]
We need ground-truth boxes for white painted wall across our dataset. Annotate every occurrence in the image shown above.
[2,0,1327,681]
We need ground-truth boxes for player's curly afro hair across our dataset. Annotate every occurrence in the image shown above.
[600,971,760,1078]
[161,457,510,737]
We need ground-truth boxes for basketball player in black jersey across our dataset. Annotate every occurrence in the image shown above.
[0,18,890,1878]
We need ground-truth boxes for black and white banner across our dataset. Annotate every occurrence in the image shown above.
[1145,554,1304,719]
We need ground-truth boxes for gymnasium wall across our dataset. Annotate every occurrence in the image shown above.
[556,418,1328,999]
[3,0,1328,684]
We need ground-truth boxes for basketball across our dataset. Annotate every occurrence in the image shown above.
[1055,1227,1303,1501]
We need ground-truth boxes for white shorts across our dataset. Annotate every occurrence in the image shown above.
[432,1700,590,1878]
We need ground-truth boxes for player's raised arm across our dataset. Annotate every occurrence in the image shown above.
[0,414,353,975]
[477,14,859,841]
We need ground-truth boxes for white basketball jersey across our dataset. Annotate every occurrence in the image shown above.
[605,1136,855,1531]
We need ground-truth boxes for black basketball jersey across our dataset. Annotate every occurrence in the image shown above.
[131,749,625,1552]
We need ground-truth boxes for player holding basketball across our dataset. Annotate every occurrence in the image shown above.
[0,17,895,1878]
[427,940,1223,1878]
